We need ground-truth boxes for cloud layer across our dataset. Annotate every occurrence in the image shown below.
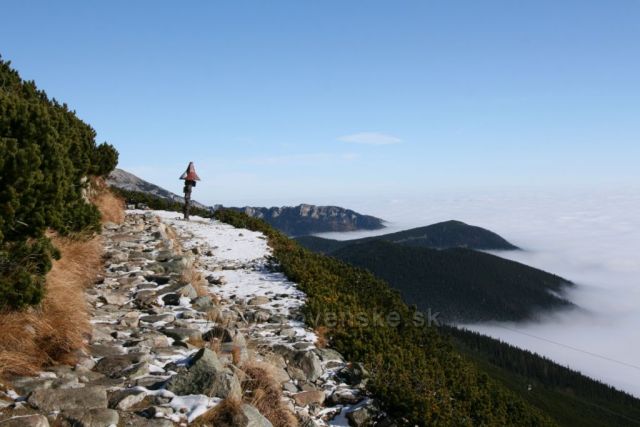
[316,188,640,397]
[338,132,402,145]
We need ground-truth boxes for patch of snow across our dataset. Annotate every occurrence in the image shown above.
[168,394,221,423]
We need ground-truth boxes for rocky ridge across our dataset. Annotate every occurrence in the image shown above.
[0,211,383,426]
[230,205,385,236]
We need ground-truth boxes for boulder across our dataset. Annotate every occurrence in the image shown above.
[27,386,108,411]
[108,389,147,410]
[299,416,320,427]
[178,284,198,299]
[203,326,234,343]
[89,344,126,358]
[120,311,140,327]
[338,362,369,388]
[94,353,150,378]
[192,295,214,312]
[160,327,202,342]
[139,313,176,324]
[162,293,181,306]
[8,376,55,395]
[328,389,361,405]
[144,275,171,285]
[61,408,119,427]
[242,404,274,427]
[134,290,158,308]
[160,256,191,274]
[346,406,374,427]
[293,351,323,382]
[248,296,270,305]
[293,390,325,407]
[166,348,241,399]
[246,310,270,323]
[99,293,129,306]
[206,275,227,286]
[0,415,49,427]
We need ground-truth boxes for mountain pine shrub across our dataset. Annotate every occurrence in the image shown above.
[0,57,118,309]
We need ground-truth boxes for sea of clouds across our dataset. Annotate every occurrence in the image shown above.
[316,187,640,397]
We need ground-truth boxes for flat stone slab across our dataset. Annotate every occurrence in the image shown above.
[27,386,108,411]
[160,327,202,342]
[0,415,50,427]
[62,408,119,427]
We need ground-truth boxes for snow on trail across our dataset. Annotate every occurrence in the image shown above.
[154,211,318,344]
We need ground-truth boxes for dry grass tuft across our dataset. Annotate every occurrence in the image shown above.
[90,177,125,224]
[187,336,222,354]
[194,398,245,427]
[240,360,298,427]
[231,346,243,366]
[0,236,103,377]
[315,326,329,349]
[164,224,183,254]
[180,265,209,297]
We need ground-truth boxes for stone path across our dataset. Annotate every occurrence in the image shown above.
[0,212,377,427]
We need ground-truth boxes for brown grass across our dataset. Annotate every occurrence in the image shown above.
[315,326,329,349]
[231,346,243,366]
[180,265,209,297]
[164,224,183,254]
[239,360,298,427]
[90,177,125,224]
[194,398,246,427]
[187,336,222,354]
[195,359,298,426]
[0,236,103,377]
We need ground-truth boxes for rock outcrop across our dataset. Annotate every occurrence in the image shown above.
[230,204,385,236]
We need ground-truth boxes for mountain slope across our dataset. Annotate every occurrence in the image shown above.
[296,219,518,252]
[373,220,519,250]
[107,168,209,209]
[446,326,640,427]
[331,240,572,322]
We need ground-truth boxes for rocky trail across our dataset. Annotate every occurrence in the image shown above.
[0,211,377,427]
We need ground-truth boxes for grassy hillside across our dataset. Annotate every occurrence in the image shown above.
[331,240,573,322]
[296,219,518,252]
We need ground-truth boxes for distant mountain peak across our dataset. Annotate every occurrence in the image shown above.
[107,168,209,210]
[232,204,384,236]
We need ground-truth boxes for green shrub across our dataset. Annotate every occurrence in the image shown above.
[91,142,119,176]
[0,57,118,309]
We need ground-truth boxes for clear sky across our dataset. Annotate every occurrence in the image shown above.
[1,1,639,206]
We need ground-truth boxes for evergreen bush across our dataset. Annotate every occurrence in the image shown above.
[0,57,118,309]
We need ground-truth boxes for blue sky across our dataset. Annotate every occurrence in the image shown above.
[1,1,639,206]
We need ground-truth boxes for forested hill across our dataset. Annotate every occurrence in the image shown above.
[332,240,573,322]
[446,326,640,427]
[296,221,570,322]
[296,219,518,253]
[0,57,118,309]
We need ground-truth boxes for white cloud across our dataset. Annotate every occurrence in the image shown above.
[320,188,640,398]
[338,132,402,145]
